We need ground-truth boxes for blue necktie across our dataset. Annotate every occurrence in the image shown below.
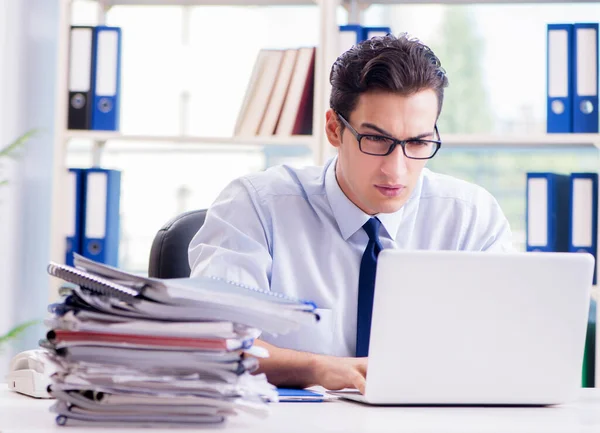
[356,217,383,357]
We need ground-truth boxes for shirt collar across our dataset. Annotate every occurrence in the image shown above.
[324,156,408,241]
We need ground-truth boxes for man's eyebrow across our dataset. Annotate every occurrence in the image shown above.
[361,122,434,141]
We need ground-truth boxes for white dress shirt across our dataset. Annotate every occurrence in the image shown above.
[188,157,513,357]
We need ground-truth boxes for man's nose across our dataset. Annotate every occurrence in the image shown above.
[380,145,409,177]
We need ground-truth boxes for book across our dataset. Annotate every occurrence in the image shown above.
[235,49,284,137]
[275,46,315,136]
[258,48,298,136]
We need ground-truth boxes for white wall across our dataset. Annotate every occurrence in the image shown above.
[0,0,61,375]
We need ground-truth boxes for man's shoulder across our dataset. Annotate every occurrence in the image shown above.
[420,168,497,208]
[240,163,326,198]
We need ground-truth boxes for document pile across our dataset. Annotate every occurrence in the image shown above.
[42,253,318,427]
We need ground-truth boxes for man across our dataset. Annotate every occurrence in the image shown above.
[189,33,512,394]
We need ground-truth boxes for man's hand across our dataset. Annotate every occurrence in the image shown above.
[309,355,367,394]
[252,340,368,394]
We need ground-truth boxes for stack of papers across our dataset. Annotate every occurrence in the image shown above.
[42,253,318,427]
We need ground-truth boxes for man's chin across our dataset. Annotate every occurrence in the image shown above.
[371,197,407,214]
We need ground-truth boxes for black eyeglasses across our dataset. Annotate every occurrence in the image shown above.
[336,112,442,160]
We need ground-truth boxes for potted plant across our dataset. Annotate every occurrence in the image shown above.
[0,129,37,186]
[0,320,40,350]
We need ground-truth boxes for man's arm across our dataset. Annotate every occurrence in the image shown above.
[253,340,367,394]
[189,178,367,393]
[189,178,273,287]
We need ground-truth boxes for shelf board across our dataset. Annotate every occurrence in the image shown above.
[440,133,600,148]
[353,0,599,4]
[101,0,316,6]
[99,0,598,4]
[65,131,600,149]
[64,130,314,147]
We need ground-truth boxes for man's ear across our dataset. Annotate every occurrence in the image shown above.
[325,109,343,149]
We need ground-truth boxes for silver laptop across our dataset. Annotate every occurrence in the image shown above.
[332,250,594,406]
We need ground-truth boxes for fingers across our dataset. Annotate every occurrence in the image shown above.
[356,358,368,377]
[350,357,367,394]
[352,370,367,395]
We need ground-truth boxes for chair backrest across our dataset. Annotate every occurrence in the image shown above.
[148,209,207,279]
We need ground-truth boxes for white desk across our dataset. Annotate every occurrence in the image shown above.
[2,385,600,433]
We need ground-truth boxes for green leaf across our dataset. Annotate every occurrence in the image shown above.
[0,180,8,187]
[0,320,40,345]
[0,129,39,159]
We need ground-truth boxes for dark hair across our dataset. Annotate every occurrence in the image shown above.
[329,33,448,125]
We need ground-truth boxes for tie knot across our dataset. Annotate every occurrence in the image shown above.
[362,217,381,242]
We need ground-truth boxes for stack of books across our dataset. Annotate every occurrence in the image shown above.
[41,253,318,427]
[234,47,315,138]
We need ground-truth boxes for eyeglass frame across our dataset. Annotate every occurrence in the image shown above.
[335,112,442,160]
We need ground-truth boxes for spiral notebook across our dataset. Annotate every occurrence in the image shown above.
[70,253,316,310]
[49,283,316,335]
[47,262,139,302]
[47,257,319,335]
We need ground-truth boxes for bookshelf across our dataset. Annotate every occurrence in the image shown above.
[98,0,316,5]
[351,0,598,3]
[441,134,600,148]
[51,0,600,385]
[65,131,315,147]
[96,0,599,5]
[66,131,600,147]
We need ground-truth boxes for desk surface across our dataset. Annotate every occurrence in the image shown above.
[2,385,600,433]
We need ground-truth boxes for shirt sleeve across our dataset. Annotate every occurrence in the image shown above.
[188,177,273,291]
[462,188,515,252]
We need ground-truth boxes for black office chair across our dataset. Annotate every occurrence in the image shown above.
[148,209,207,279]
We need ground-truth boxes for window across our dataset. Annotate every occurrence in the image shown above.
[359,2,600,250]
[361,2,600,134]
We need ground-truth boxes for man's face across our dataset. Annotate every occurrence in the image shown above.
[326,89,439,215]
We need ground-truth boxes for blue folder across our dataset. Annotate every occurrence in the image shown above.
[568,172,598,284]
[546,24,574,133]
[362,26,392,40]
[572,23,599,133]
[339,24,364,55]
[66,168,86,266]
[91,26,122,131]
[526,172,570,252]
[82,168,121,266]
